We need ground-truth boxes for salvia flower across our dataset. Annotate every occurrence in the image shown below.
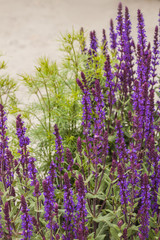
[123,6,135,94]
[89,30,98,56]
[28,157,38,186]
[117,163,130,206]
[104,54,116,106]
[42,178,58,232]
[16,115,30,178]
[147,136,160,213]
[62,172,76,240]
[0,205,3,238]
[91,80,106,162]
[33,181,41,198]
[115,120,128,166]
[76,75,92,136]
[16,115,30,148]
[3,202,12,238]
[32,216,39,232]
[0,104,9,186]
[66,148,74,171]
[150,25,159,85]
[54,124,64,172]
[116,2,124,47]
[77,136,82,153]
[5,149,14,188]
[137,9,147,51]
[102,29,108,56]
[139,173,150,239]
[127,144,140,198]
[21,195,33,240]
[75,174,88,239]
[110,19,117,50]
[93,79,106,128]
[122,228,128,240]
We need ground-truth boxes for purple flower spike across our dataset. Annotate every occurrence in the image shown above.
[77,136,82,153]
[151,25,159,85]
[102,29,108,55]
[116,2,123,39]
[139,173,150,239]
[0,104,10,186]
[93,79,105,130]
[122,228,128,240]
[137,9,147,52]
[117,163,130,207]
[116,120,128,166]
[110,19,117,50]
[89,30,98,56]
[104,55,116,106]
[16,115,30,148]
[54,203,58,219]
[28,157,38,186]
[42,178,58,232]
[21,195,33,240]
[0,205,3,238]
[54,124,64,172]
[4,202,12,238]
[16,115,34,179]
[66,148,74,171]
[77,75,92,137]
[123,6,135,93]
[75,174,88,239]
[62,172,76,240]
[34,181,41,198]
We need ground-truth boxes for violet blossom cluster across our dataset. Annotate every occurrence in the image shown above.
[75,174,88,240]
[110,19,117,50]
[3,201,12,239]
[0,206,3,238]
[76,72,92,137]
[42,160,58,234]
[16,115,30,178]
[102,29,108,56]
[0,104,12,188]
[89,30,98,56]
[16,115,38,186]
[91,79,106,164]
[104,54,116,107]
[138,174,150,239]
[53,124,64,173]
[21,195,33,240]
[62,172,76,240]
[42,173,58,233]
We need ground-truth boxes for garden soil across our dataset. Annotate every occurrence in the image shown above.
[0,0,159,102]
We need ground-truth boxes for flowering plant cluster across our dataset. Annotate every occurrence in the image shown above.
[0,3,160,239]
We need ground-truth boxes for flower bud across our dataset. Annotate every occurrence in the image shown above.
[118,220,123,228]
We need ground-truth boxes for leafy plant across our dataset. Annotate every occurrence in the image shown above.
[0,3,160,240]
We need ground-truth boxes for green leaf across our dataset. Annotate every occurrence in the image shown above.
[110,227,120,240]
[95,234,106,240]
[108,134,117,143]
[127,225,139,237]
[93,214,115,224]
[84,173,94,185]
[86,192,106,201]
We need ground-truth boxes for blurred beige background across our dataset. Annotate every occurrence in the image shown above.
[0,0,159,82]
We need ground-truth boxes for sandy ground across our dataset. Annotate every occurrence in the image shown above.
[0,0,159,102]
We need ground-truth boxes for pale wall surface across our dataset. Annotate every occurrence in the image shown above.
[0,0,159,101]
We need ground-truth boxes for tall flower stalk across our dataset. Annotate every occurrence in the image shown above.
[21,195,33,240]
